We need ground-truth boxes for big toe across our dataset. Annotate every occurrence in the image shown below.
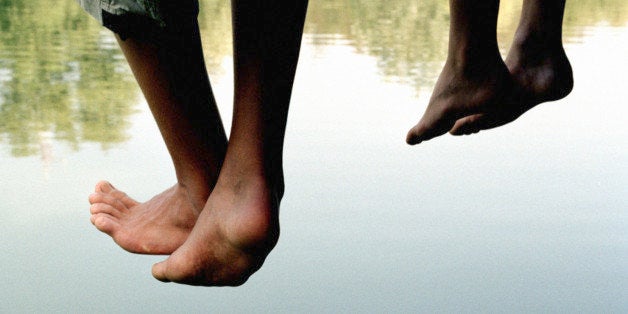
[406,122,428,145]
[151,250,253,286]
[406,115,456,145]
[151,260,172,283]
[152,256,202,285]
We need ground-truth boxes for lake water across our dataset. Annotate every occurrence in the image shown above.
[1,0,627,312]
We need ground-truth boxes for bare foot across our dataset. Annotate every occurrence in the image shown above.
[406,56,519,144]
[448,33,574,135]
[89,180,205,254]
[151,175,280,286]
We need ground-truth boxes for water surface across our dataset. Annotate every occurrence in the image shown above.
[1,0,627,312]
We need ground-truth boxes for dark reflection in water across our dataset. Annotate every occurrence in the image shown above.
[0,0,627,157]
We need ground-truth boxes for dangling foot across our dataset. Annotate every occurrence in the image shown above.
[449,32,574,135]
[151,174,281,286]
[89,180,206,254]
[406,57,519,144]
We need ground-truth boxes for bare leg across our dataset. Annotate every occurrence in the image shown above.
[406,0,519,144]
[151,0,308,286]
[89,23,228,254]
[449,0,573,135]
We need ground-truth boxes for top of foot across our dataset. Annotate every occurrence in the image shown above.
[89,181,203,255]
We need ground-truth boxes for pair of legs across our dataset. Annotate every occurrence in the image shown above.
[89,0,308,286]
[406,0,573,144]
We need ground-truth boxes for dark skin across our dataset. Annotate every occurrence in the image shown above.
[406,0,573,144]
[90,0,308,286]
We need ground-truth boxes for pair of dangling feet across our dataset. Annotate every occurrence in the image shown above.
[88,31,573,288]
[89,172,282,286]
[406,33,573,144]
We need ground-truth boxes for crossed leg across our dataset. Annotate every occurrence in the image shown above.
[406,0,573,144]
[150,0,309,286]
[89,23,228,255]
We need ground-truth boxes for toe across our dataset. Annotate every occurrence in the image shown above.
[89,193,129,212]
[405,122,426,145]
[90,202,123,217]
[108,190,138,209]
[95,181,126,200]
[449,114,484,136]
[151,260,171,282]
[94,181,138,208]
[88,193,98,204]
[406,100,471,145]
[406,114,456,145]
[406,119,438,145]
[95,180,115,193]
[151,254,200,285]
[91,213,120,234]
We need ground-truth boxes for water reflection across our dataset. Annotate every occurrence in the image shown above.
[305,0,450,90]
[0,0,627,157]
[305,0,628,90]
[0,1,626,312]
[0,0,137,157]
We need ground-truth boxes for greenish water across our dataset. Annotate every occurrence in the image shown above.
[1,0,627,312]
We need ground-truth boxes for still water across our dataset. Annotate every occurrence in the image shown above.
[1,0,627,312]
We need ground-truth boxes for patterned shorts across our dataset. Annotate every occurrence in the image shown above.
[77,0,199,40]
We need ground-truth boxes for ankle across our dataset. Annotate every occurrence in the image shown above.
[512,28,563,54]
[444,52,506,82]
[448,45,501,70]
[217,167,283,200]
[209,172,280,252]
[218,152,285,197]
[175,179,213,213]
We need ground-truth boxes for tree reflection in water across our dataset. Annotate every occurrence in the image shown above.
[0,0,136,157]
[0,0,626,157]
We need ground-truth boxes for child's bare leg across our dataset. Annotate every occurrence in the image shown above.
[89,24,228,255]
[449,0,573,134]
[406,0,519,144]
[151,0,308,286]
